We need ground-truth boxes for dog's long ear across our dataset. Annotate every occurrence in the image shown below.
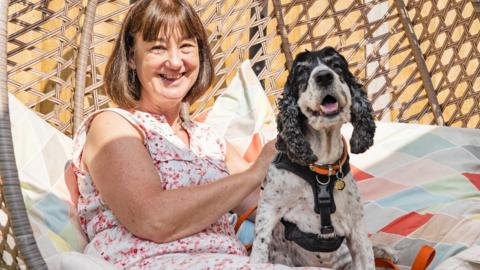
[275,113,287,153]
[276,55,317,166]
[347,74,376,154]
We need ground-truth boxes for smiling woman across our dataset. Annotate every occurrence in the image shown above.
[128,32,199,121]
[125,31,201,146]
[103,0,212,114]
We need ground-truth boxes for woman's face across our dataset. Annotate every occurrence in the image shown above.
[130,28,200,109]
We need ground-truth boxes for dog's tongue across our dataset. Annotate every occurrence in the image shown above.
[320,102,339,114]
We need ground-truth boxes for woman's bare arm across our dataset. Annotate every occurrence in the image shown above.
[224,141,263,218]
[82,111,275,243]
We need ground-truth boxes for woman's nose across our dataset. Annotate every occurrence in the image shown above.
[165,48,182,69]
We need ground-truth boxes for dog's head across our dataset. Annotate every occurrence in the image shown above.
[276,47,376,165]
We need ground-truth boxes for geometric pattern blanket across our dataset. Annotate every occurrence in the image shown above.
[347,123,480,269]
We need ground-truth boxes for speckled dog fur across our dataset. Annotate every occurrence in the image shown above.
[250,47,376,269]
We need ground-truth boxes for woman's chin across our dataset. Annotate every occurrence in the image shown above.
[159,89,189,102]
[150,86,189,101]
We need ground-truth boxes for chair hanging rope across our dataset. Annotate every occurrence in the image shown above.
[0,1,47,268]
[393,0,445,126]
[272,0,294,71]
[74,0,100,133]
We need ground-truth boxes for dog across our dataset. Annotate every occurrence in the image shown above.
[250,47,376,269]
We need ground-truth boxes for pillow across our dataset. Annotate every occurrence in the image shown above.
[343,122,480,269]
[7,93,87,258]
[203,60,277,162]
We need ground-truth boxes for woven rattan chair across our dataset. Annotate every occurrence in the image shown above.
[1,0,480,268]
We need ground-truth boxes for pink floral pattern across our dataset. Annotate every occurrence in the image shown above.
[72,109,322,269]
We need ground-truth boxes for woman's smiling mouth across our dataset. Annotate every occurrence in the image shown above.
[159,72,185,82]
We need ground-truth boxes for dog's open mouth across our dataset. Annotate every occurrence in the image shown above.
[308,95,340,117]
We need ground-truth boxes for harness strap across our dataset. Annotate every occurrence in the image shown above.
[234,206,257,252]
[234,205,257,232]
[281,219,344,253]
[411,245,436,270]
[375,258,400,270]
[273,152,350,215]
[272,147,350,252]
[375,245,435,270]
[317,183,334,234]
[274,152,349,215]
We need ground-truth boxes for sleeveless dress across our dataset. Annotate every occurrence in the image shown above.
[72,108,324,270]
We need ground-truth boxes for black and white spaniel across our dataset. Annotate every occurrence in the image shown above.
[250,47,377,269]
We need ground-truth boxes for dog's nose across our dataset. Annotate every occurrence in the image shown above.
[314,70,334,87]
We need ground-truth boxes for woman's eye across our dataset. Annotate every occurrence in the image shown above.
[150,45,166,54]
[180,43,196,51]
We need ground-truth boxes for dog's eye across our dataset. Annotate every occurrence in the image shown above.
[331,62,341,70]
[294,65,306,74]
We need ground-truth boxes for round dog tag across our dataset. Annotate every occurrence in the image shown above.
[335,179,345,190]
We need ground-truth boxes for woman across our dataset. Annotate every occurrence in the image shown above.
[71,0,323,269]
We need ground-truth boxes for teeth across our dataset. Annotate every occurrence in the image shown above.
[160,73,183,80]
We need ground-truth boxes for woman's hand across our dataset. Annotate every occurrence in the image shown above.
[247,138,277,184]
[229,138,277,216]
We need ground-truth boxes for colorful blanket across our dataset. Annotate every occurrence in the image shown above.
[346,122,480,269]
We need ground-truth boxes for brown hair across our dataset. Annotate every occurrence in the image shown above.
[104,0,214,109]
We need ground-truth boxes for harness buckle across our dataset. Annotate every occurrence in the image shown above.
[321,226,335,235]
[316,175,330,186]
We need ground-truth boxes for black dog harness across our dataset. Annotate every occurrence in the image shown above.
[273,140,350,253]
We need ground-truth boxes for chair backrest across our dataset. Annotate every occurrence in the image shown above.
[1,0,480,268]
[72,0,480,132]
[6,0,480,137]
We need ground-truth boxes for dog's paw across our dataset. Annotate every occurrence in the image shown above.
[373,245,398,263]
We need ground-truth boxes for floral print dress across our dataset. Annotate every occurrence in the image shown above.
[72,108,324,270]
